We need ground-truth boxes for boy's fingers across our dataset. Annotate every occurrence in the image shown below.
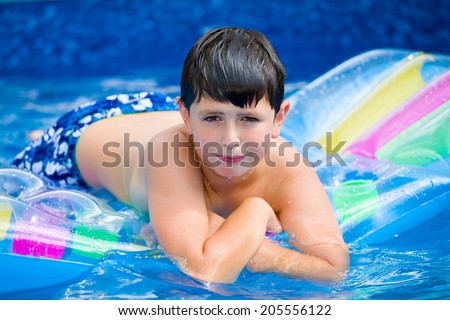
[267,215,282,234]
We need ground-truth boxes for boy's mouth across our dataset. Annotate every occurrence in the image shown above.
[217,155,246,164]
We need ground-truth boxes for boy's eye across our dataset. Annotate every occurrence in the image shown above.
[204,115,221,122]
[242,116,259,123]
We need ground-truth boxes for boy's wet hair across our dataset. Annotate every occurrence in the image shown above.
[180,27,286,113]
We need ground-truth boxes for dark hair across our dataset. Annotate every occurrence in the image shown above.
[180,27,286,113]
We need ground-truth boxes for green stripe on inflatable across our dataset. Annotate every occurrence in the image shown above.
[375,100,450,166]
[331,179,380,226]
[72,226,119,259]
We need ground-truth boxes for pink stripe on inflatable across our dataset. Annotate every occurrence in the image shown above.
[347,69,450,158]
[11,205,69,259]
[12,223,68,259]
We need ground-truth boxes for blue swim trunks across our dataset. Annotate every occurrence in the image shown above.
[12,91,178,188]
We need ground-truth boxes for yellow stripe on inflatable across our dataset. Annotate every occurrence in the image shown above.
[318,52,433,152]
[0,203,13,240]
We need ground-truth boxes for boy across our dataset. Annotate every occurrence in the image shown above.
[14,27,349,283]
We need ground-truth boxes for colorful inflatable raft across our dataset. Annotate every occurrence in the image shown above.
[0,168,155,294]
[282,49,450,244]
[1,49,449,294]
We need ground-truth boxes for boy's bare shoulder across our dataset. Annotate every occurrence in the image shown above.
[270,137,308,173]
[268,138,321,208]
[147,124,199,171]
[150,124,189,144]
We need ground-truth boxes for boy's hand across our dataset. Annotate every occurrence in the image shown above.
[246,238,279,273]
[247,207,282,274]
[267,213,282,234]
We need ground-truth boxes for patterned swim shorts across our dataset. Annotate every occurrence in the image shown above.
[12,91,178,188]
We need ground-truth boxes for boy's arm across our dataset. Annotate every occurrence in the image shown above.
[249,164,349,282]
[247,238,349,281]
[147,130,277,283]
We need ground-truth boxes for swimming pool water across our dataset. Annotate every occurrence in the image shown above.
[2,0,450,80]
[1,0,449,300]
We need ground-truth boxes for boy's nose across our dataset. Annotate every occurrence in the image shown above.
[221,125,240,150]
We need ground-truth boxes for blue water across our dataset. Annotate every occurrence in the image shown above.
[1,0,450,299]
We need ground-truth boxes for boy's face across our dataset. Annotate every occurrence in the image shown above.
[179,97,289,179]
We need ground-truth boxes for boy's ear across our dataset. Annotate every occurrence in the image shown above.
[271,100,290,139]
[176,97,190,123]
[176,97,193,134]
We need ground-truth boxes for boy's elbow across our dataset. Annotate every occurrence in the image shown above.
[328,259,349,282]
[194,267,238,284]
[174,252,240,284]
[324,248,350,282]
